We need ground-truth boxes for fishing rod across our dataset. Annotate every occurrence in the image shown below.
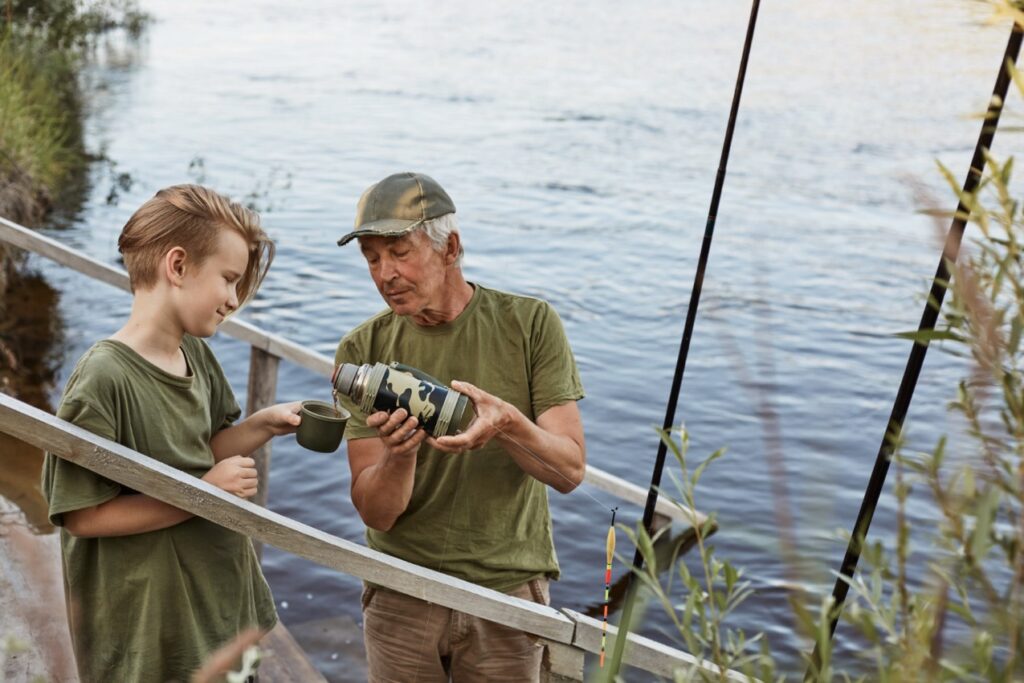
[605,0,762,679]
[806,20,1023,680]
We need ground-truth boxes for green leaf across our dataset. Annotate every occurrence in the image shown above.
[893,328,965,344]
[967,488,1001,563]
[692,447,726,488]
[1010,315,1023,355]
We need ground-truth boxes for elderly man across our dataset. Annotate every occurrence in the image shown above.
[334,171,586,682]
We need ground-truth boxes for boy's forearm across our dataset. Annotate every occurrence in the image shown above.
[63,494,193,537]
[209,416,272,461]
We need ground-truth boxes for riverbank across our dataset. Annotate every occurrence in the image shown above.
[0,0,147,293]
[0,1,149,523]
[0,523,76,682]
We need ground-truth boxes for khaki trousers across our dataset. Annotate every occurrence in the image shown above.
[361,578,550,682]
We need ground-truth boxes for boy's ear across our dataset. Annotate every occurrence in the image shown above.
[164,247,188,286]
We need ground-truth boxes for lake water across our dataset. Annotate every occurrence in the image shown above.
[15,0,1022,678]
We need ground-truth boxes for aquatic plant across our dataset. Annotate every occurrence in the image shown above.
[617,17,1024,683]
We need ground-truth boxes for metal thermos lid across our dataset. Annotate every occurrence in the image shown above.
[334,363,359,396]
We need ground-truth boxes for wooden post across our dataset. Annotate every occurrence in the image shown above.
[246,346,279,559]
[541,640,585,682]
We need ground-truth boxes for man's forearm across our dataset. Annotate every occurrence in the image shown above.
[351,452,417,531]
[496,408,585,494]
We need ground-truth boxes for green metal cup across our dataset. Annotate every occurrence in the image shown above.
[296,400,350,453]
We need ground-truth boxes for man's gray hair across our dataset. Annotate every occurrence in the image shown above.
[417,212,464,267]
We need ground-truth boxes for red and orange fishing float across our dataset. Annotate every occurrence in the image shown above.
[600,508,617,668]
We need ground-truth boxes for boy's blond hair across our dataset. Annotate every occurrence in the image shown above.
[118,184,274,308]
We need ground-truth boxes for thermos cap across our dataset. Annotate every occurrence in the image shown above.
[334,363,359,395]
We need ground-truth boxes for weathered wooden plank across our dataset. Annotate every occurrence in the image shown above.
[583,465,707,529]
[0,216,131,292]
[0,217,334,377]
[246,347,279,560]
[0,528,78,683]
[540,640,585,682]
[246,347,279,509]
[563,609,757,682]
[259,622,328,682]
[0,393,574,644]
[223,317,335,377]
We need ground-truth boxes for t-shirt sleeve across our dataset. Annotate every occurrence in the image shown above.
[42,398,122,526]
[196,337,241,433]
[529,302,585,417]
[335,334,377,441]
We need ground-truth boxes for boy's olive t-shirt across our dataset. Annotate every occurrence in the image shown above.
[42,335,277,683]
[335,284,585,592]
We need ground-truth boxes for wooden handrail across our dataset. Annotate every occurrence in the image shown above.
[564,609,757,681]
[0,393,755,679]
[0,215,705,528]
[0,393,573,642]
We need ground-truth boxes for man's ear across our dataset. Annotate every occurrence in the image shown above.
[445,232,461,266]
[163,246,188,286]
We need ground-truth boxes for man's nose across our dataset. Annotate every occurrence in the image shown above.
[379,256,398,281]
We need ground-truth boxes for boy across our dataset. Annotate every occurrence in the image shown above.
[42,184,301,682]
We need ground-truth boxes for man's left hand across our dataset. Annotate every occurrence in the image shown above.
[428,380,514,454]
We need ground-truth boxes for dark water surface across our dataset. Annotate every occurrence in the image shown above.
[15,0,1022,677]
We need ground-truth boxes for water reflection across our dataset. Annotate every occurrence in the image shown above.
[0,269,66,534]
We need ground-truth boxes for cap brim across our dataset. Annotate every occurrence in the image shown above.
[336,218,424,246]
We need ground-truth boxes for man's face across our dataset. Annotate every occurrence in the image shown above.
[359,230,449,320]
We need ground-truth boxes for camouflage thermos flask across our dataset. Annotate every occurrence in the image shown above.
[331,362,475,438]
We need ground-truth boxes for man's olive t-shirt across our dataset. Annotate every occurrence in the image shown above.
[42,336,277,683]
[335,284,585,592]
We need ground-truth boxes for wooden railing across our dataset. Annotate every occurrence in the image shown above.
[0,395,749,681]
[0,215,736,680]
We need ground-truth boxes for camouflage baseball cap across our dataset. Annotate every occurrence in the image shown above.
[336,172,456,246]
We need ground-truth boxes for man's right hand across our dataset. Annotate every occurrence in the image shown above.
[348,408,428,531]
[367,408,428,457]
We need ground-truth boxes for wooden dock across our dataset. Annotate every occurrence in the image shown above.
[0,499,336,682]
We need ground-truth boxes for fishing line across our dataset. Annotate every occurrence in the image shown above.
[493,425,620,668]
[493,424,617,514]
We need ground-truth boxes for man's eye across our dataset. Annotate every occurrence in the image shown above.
[394,251,409,258]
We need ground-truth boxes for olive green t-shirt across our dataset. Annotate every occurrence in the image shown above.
[41,336,277,683]
[335,284,585,592]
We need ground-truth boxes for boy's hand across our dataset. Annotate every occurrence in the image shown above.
[203,455,258,498]
[259,401,302,436]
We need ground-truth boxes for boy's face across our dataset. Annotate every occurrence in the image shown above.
[176,228,249,337]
